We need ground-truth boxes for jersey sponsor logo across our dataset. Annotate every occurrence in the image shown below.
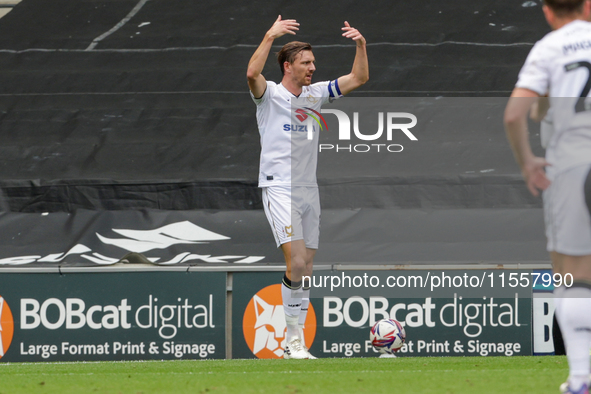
[242,284,316,359]
[295,108,328,131]
[283,108,329,139]
[0,297,14,359]
[283,124,311,132]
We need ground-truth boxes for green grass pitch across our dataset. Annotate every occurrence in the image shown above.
[0,356,569,394]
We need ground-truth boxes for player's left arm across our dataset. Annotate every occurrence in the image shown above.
[336,21,369,96]
[504,87,551,196]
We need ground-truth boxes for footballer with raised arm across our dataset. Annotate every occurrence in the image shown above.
[247,16,369,359]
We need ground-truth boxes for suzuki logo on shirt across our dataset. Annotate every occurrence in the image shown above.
[283,121,318,140]
[283,124,315,133]
[283,108,328,140]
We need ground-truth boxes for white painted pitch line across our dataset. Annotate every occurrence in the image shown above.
[1,368,560,376]
[0,41,534,55]
[366,41,534,48]
[86,0,150,51]
[0,91,249,96]
[0,90,514,97]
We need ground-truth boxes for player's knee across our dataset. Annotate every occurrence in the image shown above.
[290,255,306,273]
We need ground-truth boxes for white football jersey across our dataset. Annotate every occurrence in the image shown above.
[516,20,591,177]
[251,80,342,187]
[541,108,554,149]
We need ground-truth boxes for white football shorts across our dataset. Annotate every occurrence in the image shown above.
[262,186,320,249]
[544,163,591,255]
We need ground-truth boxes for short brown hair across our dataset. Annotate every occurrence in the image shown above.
[277,41,313,75]
[544,0,585,16]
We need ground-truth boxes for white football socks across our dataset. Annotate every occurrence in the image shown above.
[555,284,591,391]
[298,293,310,343]
[282,275,302,342]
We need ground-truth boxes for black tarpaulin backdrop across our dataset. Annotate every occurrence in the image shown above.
[0,0,550,266]
[0,208,547,267]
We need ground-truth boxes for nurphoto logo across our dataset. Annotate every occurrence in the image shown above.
[317,109,418,153]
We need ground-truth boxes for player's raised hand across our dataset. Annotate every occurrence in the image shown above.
[267,15,299,39]
[523,156,551,197]
[342,21,366,46]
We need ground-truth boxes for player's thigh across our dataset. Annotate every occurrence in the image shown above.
[543,164,591,256]
[558,253,591,283]
[550,251,565,276]
[300,187,320,250]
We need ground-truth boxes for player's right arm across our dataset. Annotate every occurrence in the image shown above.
[529,96,550,122]
[504,87,551,197]
[247,16,299,99]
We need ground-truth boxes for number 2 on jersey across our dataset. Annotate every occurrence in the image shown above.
[565,61,591,113]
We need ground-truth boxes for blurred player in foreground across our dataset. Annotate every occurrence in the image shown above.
[246,16,369,359]
[504,0,591,392]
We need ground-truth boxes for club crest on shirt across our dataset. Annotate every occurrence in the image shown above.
[285,225,294,237]
[306,96,319,104]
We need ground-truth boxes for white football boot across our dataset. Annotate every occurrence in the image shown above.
[560,377,591,394]
[297,328,317,359]
[303,344,317,360]
[284,338,312,359]
[559,382,589,394]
